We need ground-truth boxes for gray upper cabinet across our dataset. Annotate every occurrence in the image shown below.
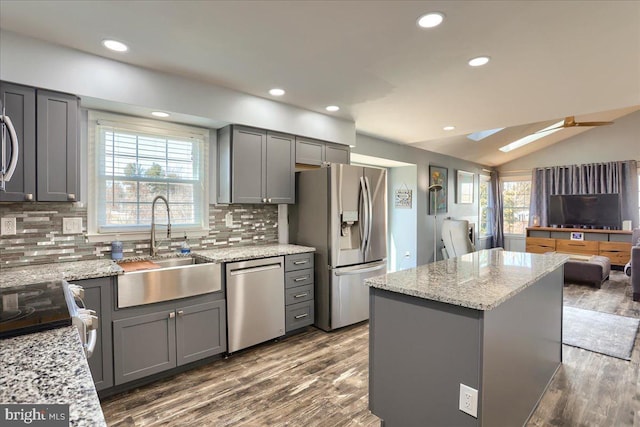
[325,144,350,165]
[218,125,295,204]
[0,82,36,202]
[295,136,349,166]
[36,90,79,202]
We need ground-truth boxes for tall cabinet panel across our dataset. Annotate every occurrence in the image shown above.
[36,90,79,202]
[230,126,266,204]
[0,82,36,202]
[265,132,295,204]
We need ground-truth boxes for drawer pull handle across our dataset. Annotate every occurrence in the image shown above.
[294,293,308,298]
[293,260,308,265]
[294,313,309,319]
[177,310,184,316]
[294,276,308,282]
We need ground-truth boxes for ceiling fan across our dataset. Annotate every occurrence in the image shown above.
[536,116,614,134]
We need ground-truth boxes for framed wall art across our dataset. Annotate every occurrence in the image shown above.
[456,170,474,204]
[428,165,447,214]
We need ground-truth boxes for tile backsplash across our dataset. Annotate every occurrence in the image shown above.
[0,203,278,267]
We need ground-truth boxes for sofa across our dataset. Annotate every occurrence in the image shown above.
[629,229,640,301]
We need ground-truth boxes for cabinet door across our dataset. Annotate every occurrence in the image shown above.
[231,126,266,203]
[295,137,324,166]
[325,144,350,165]
[113,310,177,385]
[77,277,114,391]
[0,82,36,202]
[176,300,227,366]
[36,90,79,201]
[265,131,295,204]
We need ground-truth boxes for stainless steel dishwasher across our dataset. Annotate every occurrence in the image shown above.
[226,256,285,353]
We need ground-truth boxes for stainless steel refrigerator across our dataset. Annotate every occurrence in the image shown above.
[290,164,387,331]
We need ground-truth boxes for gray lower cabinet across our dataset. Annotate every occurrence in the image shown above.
[295,136,350,166]
[75,276,114,391]
[284,253,315,332]
[113,299,226,385]
[0,82,36,202]
[36,90,79,201]
[217,125,295,204]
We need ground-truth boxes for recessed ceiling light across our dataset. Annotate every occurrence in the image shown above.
[443,126,455,131]
[151,111,170,118]
[326,105,340,112]
[269,88,285,96]
[468,56,490,67]
[417,12,445,28]
[102,39,128,52]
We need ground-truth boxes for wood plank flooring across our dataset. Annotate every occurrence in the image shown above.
[102,272,640,426]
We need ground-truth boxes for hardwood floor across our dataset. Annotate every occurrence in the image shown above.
[102,272,640,426]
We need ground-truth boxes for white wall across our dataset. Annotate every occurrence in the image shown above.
[499,109,640,172]
[0,30,355,145]
[353,133,489,266]
[388,165,417,272]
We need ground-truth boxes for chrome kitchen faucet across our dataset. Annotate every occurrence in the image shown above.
[150,195,171,257]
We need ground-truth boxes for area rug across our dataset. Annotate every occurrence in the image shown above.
[563,306,640,361]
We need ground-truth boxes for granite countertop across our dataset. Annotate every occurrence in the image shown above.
[365,249,569,311]
[0,259,123,289]
[0,327,107,427]
[194,243,315,263]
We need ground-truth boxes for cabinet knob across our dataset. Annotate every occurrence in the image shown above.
[262,198,267,203]
[268,198,272,203]
[25,193,33,201]
[169,312,175,318]
[67,193,76,201]
[177,310,184,316]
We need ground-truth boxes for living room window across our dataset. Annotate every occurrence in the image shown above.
[87,112,209,240]
[478,175,491,237]
[502,178,531,235]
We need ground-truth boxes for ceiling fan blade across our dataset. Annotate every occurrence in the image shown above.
[534,124,564,134]
[573,121,614,127]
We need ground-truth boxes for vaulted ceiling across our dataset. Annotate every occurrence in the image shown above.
[1,0,638,165]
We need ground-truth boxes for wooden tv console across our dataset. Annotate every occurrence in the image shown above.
[526,227,632,267]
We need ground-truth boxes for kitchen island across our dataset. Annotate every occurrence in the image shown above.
[365,249,568,427]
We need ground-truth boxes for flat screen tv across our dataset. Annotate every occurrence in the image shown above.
[548,193,621,229]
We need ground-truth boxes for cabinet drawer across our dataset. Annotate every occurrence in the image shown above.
[556,239,599,255]
[599,242,632,266]
[285,253,314,272]
[285,269,313,288]
[285,300,314,332]
[525,237,556,254]
[285,284,314,305]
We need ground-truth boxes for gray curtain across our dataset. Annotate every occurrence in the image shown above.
[490,170,504,247]
[529,160,639,227]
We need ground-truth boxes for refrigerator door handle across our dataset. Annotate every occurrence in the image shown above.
[364,176,373,255]
[1,113,19,188]
[359,177,369,254]
[334,261,386,276]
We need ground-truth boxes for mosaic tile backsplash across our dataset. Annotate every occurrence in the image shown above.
[0,203,278,267]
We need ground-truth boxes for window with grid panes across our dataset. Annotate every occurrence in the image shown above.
[92,114,207,235]
[478,175,491,237]
[502,179,531,235]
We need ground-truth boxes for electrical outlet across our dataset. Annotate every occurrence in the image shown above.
[459,383,478,418]
[63,217,83,234]
[225,212,233,228]
[1,217,17,236]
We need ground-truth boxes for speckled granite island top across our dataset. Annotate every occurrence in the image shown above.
[0,259,123,289]
[194,243,315,263]
[365,249,569,310]
[0,327,107,427]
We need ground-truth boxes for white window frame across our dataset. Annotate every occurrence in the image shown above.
[500,174,531,237]
[87,111,209,242]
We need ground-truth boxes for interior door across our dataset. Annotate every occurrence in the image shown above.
[364,167,387,263]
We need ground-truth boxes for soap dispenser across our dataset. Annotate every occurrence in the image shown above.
[180,234,191,254]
